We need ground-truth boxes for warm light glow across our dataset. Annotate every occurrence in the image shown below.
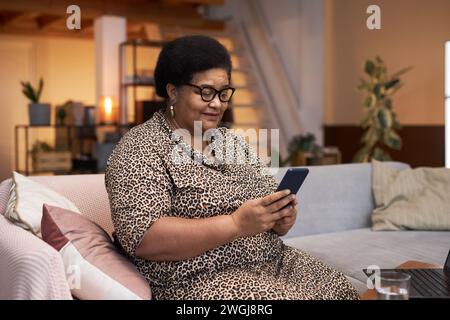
[104,97,113,116]
[446,42,450,168]
[99,96,117,124]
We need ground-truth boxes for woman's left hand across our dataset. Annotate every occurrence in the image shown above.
[272,199,298,236]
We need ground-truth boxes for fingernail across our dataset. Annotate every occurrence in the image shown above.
[284,189,290,195]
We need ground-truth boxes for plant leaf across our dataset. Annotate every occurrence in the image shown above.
[36,78,43,103]
[390,66,413,80]
[384,78,400,90]
[372,147,391,161]
[353,147,370,163]
[365,60,376,76]
[384,130,402,150]
[377,108,393,129]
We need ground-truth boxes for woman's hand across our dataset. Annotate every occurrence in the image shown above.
[231,190,296,238]
[272,199,298,236]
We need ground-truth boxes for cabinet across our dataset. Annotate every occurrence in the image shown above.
[119,39,167,125]
[14,124,130,176]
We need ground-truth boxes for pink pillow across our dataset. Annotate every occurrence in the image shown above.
[41,204,151,300]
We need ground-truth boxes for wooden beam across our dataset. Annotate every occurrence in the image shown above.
[0,0,224,29]
[35,14,63,29]
[0,11,24,27]
[161,0,224,5]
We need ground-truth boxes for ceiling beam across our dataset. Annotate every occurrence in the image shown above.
[0,11,25,27]
[0,0,224,29]
[161,0,224,5]
[35,14,63,29]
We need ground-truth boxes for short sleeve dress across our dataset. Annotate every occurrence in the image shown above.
[104,110,359,300]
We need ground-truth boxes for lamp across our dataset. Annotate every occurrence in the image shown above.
[98,96,118,125]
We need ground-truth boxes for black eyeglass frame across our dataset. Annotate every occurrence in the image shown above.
[185,83,236,103]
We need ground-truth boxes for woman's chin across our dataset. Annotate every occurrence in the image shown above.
[201,119,220,131]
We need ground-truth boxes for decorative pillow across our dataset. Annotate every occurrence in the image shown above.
[371,160,450,231]
[41,204,151,300]
[5,171,80,236]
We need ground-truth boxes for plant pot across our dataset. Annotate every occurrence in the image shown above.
[28,103,51,126]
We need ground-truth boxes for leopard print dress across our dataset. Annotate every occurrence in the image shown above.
[105,110,359,300]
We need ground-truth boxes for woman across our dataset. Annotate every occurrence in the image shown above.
[105,35,359,300]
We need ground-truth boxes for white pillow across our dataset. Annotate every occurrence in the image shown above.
[5,171,80,236]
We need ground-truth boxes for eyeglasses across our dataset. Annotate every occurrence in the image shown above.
[185,83,235,103]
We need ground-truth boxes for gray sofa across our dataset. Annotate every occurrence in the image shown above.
[1,161,448,298]
[274,162,450,294]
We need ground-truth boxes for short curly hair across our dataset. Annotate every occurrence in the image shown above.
[154,35,232,99]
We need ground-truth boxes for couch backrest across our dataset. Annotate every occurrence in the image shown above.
[0,161,410,239]
[273,161,410,238]
[0,174,113,236]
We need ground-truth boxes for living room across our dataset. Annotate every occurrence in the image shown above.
[0,0,449,304]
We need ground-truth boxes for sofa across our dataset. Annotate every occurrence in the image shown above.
[0,161,449,299]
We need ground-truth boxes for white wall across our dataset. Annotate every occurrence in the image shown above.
[209,0,325,145]
[325,0,449,125]
[260,0,325,144]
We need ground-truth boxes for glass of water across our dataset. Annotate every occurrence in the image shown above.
[376,271,411,300]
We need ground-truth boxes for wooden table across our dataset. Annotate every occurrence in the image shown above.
[361,260,442,300]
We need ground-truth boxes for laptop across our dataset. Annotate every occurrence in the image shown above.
[364,249,450,299]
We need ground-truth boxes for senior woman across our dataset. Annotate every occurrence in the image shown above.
[105,35,358,300]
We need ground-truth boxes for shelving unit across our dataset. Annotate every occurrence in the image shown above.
[14,124,131,176]
[119,39,166,125]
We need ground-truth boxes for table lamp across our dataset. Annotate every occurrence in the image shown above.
[98,96,118,125]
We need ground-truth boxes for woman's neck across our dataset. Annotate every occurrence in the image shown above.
[164,108,210,151]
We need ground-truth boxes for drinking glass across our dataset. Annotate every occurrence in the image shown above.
[376,271,411,300]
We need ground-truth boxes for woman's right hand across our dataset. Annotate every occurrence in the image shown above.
[231,190,296,238]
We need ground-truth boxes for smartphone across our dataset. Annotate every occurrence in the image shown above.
[276,168,309,195]
[274,168,309,210]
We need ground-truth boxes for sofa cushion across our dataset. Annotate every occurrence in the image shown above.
[273,162,410,238]
[283,228,450,294]
[28,174,114,236]
[5,172,80,236]
[41,204,151,300]
[371,160,450,231]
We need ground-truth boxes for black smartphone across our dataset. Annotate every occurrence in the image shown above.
[275,168,309,209]
[276,168,309,195]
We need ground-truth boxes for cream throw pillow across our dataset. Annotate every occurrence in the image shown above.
[5,171,80,236]
[371,160,450,231]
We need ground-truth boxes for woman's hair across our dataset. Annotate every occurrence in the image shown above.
[154,35,232,99]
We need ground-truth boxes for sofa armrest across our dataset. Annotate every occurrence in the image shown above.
[0,215,72,300]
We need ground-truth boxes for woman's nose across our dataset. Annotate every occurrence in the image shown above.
[208,94,222,107]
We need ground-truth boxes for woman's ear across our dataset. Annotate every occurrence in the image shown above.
[166,83,177,104]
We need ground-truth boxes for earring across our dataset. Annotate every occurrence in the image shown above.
[170,105,175,118]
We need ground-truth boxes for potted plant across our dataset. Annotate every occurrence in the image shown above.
[353,56,412,162]
[283,133,322,166]
[21,77,51,126]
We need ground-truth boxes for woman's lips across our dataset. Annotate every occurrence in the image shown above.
[202,113,219,121]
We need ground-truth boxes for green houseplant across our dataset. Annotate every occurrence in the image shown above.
[21,77,51,126]
[283,133,322,166]
[353,56,412,162]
